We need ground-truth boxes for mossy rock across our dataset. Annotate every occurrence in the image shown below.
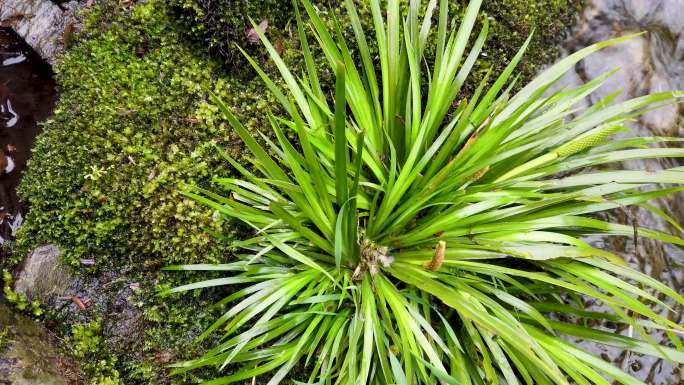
[14,1,242,383]
[12,0,584,383]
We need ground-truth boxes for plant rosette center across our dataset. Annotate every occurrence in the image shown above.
[353,238,394,281]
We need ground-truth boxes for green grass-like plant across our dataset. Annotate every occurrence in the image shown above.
[167,0,684,384]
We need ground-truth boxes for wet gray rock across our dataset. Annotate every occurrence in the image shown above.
[13,245,73,302]
[0,0,81,64]
[57,270,147,352]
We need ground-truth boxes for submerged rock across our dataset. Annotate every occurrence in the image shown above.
[0,302,84,385]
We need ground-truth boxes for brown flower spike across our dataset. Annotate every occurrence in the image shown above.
[424,240,446,272]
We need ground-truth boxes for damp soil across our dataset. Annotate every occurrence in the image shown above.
[0,27,56,245]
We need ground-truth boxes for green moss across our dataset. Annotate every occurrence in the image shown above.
[170,0,296,70]
[475,0,585,87]
[71,320,103,359]
[172,0,584,86]
[17,1,230,269]
[2,269,42,316]
[71,319,121,385]
[13,0,584,383]
[14,1,244,383]
[0,325,8,352]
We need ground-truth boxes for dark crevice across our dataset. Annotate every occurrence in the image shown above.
[0,28,56,251]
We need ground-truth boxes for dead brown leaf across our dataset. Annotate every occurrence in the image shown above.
[246,20,268,44]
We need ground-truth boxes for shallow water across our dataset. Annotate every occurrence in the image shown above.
[0,27,55,244]
[557,1,684,384]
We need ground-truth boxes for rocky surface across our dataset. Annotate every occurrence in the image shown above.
[560,0,684,136]
[13,245,73,302]
[9,244,146,360]
[0,16,82,384]
[0,0,81,64]
[2,245,83,385]
[0,302,85,385]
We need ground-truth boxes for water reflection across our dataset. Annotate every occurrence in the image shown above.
[1,55,26,67]
[0,28,55,244]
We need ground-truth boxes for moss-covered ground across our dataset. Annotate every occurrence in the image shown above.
[6,0,584,383]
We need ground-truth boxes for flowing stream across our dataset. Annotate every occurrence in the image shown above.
[556,1,684,384]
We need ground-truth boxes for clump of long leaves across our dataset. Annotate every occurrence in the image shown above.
[166,0,684,384]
